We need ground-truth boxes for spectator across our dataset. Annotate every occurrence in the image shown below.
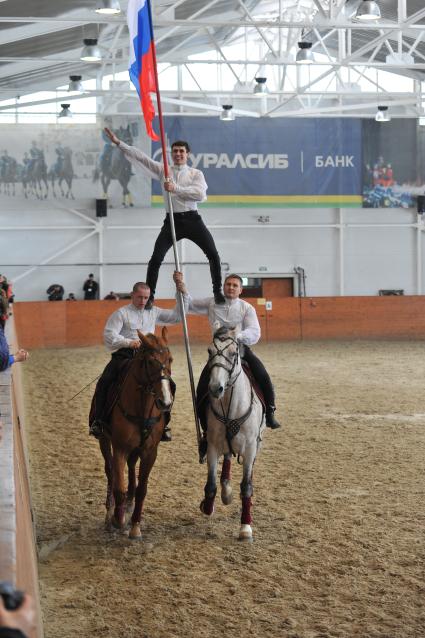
[0,591,36,638]
[0,290,8,330]
[0,275,13,303]
[104,291,119,300]
[46,284,64,301]
[66,293,76,301]
[0,326,29,372]
[83,274,98,300]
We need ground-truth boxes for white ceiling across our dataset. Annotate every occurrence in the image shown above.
[0,0,425,119]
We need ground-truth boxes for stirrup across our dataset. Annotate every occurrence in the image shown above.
[161,426,172,442]
[89,419,106,439]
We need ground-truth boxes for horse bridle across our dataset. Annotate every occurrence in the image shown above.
[208,335,254,457]
[118,344,173,427]
[135,345,173,409]
[208,335,241,387]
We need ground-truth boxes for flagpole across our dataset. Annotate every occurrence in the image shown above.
[146,0,202,456]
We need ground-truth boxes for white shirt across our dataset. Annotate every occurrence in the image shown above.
[104,297,187,352]
[188,296,261,346]
[119,142,207,212]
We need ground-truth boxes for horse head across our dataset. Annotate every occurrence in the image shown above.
[208,326,241,399]
[118,125,133,146]
[135,328,174,411]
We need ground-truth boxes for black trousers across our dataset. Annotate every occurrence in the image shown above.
[94,348,134,420]
[196,346,276,431]
[146,211,222,296]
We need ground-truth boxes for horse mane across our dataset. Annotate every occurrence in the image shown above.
[137,332,159,354]
[213,325,234,339]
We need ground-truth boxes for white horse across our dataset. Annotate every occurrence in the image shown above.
[200,325,266,541]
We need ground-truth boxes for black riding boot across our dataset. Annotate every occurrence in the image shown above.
[266,406,281,429]
[161,412,172,442]
[90,381,110,439]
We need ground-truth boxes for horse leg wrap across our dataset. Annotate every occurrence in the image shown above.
[221,458,231,482]
[114,490,126,525]
[241,496,253,525]
[201,486,217,516]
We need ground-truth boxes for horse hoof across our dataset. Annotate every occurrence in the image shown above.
[200,499,214,516]
[111,515,125,530]
[221,491,233,506]
[129,525,142,540]
[238,524,253,542]
[221,481,232,505]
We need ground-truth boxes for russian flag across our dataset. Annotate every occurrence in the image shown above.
[127,0,159,141]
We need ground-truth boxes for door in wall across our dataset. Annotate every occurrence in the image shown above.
[262,278,294,298]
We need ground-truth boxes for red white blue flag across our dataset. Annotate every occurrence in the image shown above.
[127,0,159,141]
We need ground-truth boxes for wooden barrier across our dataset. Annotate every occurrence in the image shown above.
[12,295,425,350]
[0,319,43,638]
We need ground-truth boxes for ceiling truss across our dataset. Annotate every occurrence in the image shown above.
[0,0,424,120]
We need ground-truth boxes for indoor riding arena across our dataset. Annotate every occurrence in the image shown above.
[1,2,425,638]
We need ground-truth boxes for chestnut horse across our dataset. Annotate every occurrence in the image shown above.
[200,326,266,541]
[99,328,173,539]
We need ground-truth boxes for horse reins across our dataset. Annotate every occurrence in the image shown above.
[208,335,254,456]
[117,344,173,430]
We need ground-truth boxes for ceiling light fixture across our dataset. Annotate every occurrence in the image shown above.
[68,75,83,92]
[220,105,235,121]
[296,41,314,64]
[355,0,381,21]
[81,38,102,62]
[58,104,73,123]
[375,105,390,122]
[95,0,121,15]
[253,77,268,95]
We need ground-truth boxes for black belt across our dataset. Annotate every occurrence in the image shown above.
[169,210,197,217]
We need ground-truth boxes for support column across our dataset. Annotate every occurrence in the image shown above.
[339,208,345,296]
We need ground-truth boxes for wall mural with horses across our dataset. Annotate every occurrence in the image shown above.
[0,118,150,208]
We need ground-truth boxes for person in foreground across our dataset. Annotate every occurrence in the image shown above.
[174,272,281,459]
[0,326,29,372]
[89,272,188,442]
[0,592,35,638]
[103,127,224,307]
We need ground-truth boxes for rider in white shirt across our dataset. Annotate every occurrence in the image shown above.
[174,272,281,458]
[90,274,188,442]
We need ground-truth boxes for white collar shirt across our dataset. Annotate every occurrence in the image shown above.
[187,295,261,346]
[119,142,207,212]
[104,296,187,352]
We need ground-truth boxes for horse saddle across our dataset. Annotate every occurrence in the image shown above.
[89,358,133,427]
[197,362,266,413]
[241,361,266,411]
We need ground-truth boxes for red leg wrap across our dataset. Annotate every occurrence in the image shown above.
[241,496,252,525]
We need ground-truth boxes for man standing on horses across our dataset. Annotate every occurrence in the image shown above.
[89,273,188,442]
[174,272,281,458]
[103,127,225,307]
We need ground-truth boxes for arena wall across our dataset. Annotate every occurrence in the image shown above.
[12,295,425,349]
[0,320,43,638]
[1,205,423,302]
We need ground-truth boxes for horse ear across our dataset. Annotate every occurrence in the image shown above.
[161,326,168,343]
[137,329,147,345]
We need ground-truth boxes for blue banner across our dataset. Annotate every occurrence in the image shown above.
[152,116,362,207]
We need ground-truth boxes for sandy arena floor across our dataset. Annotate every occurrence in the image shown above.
[22,340,425,638]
